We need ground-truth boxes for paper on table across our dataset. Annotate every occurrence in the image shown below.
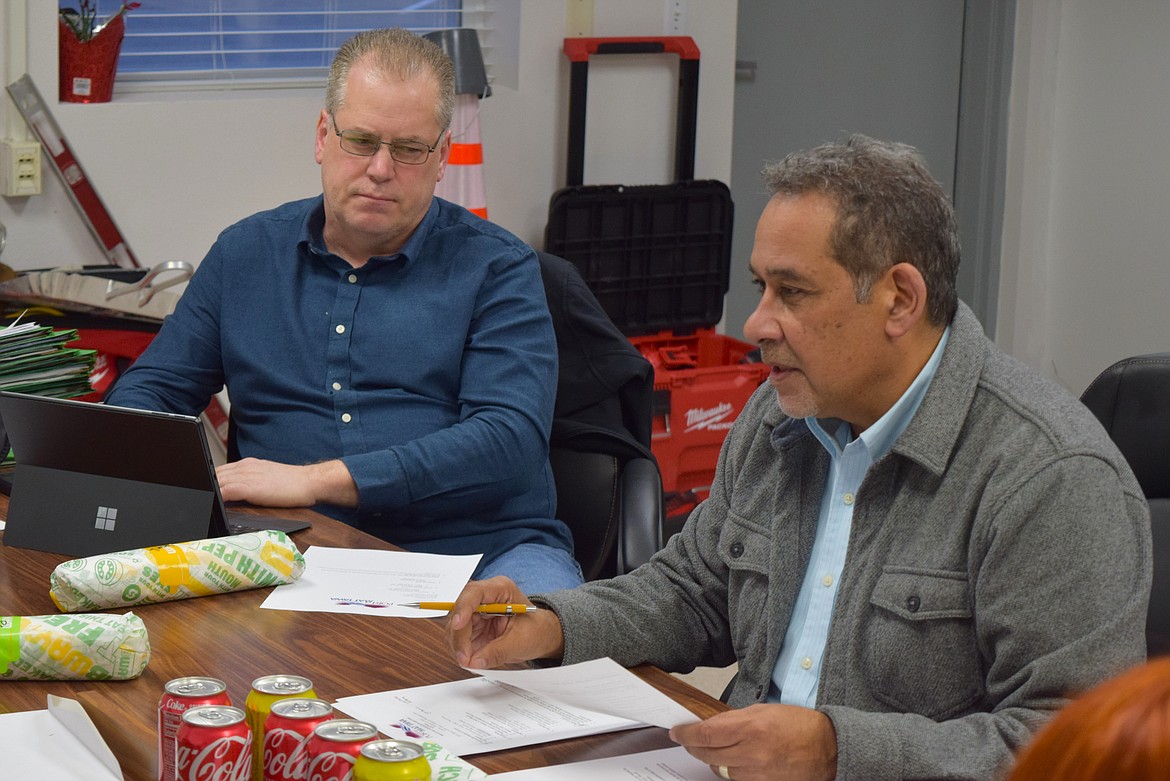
[0,695,123,780]
[259,546,481,617]
[471,657,701,730]
[484,746,712,780]
[334,676,643,756]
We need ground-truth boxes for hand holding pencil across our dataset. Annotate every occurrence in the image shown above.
[441,575,566,669]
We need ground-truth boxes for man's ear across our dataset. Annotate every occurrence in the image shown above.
[434,128,452,183]
[314,110,329,165]
[884,263,928,338]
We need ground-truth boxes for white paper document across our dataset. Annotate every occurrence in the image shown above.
[334,675,643,756]
[259,546,481,616]
[485,746,712,780]
[334,658,700,757]
[0,695,124,780]
[471,657,700,730]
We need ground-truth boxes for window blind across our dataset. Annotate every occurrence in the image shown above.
[78,1,464,84]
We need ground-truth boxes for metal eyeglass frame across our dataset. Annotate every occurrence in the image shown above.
[329,112,443,165]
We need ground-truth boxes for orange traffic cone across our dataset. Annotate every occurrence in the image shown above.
[437,93,488,219]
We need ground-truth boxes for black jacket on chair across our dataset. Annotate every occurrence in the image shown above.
[537,252,663,580]
[538,252,654,462]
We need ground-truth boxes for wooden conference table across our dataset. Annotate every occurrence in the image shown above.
[0,496,727,780]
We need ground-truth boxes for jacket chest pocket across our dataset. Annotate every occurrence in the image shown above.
[864,567,984,720]
[721,516,771,659]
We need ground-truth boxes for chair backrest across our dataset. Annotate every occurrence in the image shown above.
[538,252,661,580]
[549,447,621,581]
[1080,352,1170,654]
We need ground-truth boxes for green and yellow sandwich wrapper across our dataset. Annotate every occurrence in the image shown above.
[0,612,150,681]
[49,529,306,613]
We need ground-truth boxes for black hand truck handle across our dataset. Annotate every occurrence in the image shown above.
[562,36,701,187]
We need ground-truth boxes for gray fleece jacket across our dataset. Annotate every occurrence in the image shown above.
[537,302,1151,780]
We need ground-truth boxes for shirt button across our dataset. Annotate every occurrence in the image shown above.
[341,413,352,423]
[801,657,812,670]
[332,382,342,391]
[842,492,855,505]
[335,324,346,334]
[822,574,833,587]
[347,273,358,283]
[729,542,744,558]
[906,595,921,613]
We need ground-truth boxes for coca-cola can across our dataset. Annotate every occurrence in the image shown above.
[247,675,318,781]
[159,677,232,781]
[305,719,379,781]
[263,698,335,781]
[176,704,253,781]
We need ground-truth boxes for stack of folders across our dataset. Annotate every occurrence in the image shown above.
[0,319,95,399]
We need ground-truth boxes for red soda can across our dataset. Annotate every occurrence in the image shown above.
[247,675,318,781]
[176,704,253,781]
[263,698,335,781]
[159,677,232,781]
[305,720,379,781]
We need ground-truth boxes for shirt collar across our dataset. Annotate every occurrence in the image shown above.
[300,195,439,268]
[804,326,951,459]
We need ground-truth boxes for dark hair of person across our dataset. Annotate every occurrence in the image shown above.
[761,135,961,326]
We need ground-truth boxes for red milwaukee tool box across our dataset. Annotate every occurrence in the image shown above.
[544,36,768,519]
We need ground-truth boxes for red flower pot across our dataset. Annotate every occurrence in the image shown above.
[59,15,125,103]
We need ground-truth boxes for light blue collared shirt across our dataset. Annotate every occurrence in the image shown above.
[769,327,950,706]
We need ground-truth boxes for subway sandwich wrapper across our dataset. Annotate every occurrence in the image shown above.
[49,529,306,612]
[0,612,149,681]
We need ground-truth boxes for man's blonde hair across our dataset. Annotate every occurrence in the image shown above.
[325,27,456,132]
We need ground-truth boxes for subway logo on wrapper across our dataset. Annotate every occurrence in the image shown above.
[0,612,150,681]
[48,529,306,613]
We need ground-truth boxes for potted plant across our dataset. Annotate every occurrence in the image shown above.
[59,2,141,103]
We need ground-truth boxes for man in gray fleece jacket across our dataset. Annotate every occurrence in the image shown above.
[445,136,1151,781]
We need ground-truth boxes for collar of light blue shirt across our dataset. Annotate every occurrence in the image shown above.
[805,325,952,461]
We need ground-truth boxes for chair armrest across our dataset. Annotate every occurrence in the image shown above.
[617,456,665,574]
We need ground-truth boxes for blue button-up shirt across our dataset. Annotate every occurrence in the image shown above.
[107,195,571,562]
[769,327,950,705]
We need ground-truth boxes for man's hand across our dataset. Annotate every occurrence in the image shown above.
[669,704,838,781]
[444,577,566,669]
[216,458,359,508]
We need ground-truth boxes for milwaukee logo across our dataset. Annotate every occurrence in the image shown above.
[94,506,118,531]
[684,402,736,433]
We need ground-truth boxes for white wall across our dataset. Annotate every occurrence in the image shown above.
[13,0,1166,400]
[0,0,737,274]
[1000,0,1170,395]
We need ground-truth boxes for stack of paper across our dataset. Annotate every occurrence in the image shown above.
[0,320,95,400]
[333,657,700,757]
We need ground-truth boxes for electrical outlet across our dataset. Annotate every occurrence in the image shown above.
[666,0,688,34]
[1,139,43,197]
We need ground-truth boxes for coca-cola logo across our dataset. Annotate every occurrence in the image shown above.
[176,735,251,781]
[307,751,355,781]
[264,728,312,780]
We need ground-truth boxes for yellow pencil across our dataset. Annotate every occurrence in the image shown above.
[400,601,540,615]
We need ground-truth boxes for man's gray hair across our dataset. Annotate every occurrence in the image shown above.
[325,27,456,133]
[762,135,960,326]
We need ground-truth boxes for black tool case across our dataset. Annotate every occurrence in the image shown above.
[543,36,735,338]
[543,38,767,519]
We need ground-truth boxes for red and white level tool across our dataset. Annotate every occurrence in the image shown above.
[6,74,140,268]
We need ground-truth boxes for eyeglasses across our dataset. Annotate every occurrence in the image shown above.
[329,113,443,165]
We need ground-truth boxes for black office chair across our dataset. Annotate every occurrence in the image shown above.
[1080,352,1170,655]
[539,252,665,581]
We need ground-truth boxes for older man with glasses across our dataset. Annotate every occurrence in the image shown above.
[106,28,582,592]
